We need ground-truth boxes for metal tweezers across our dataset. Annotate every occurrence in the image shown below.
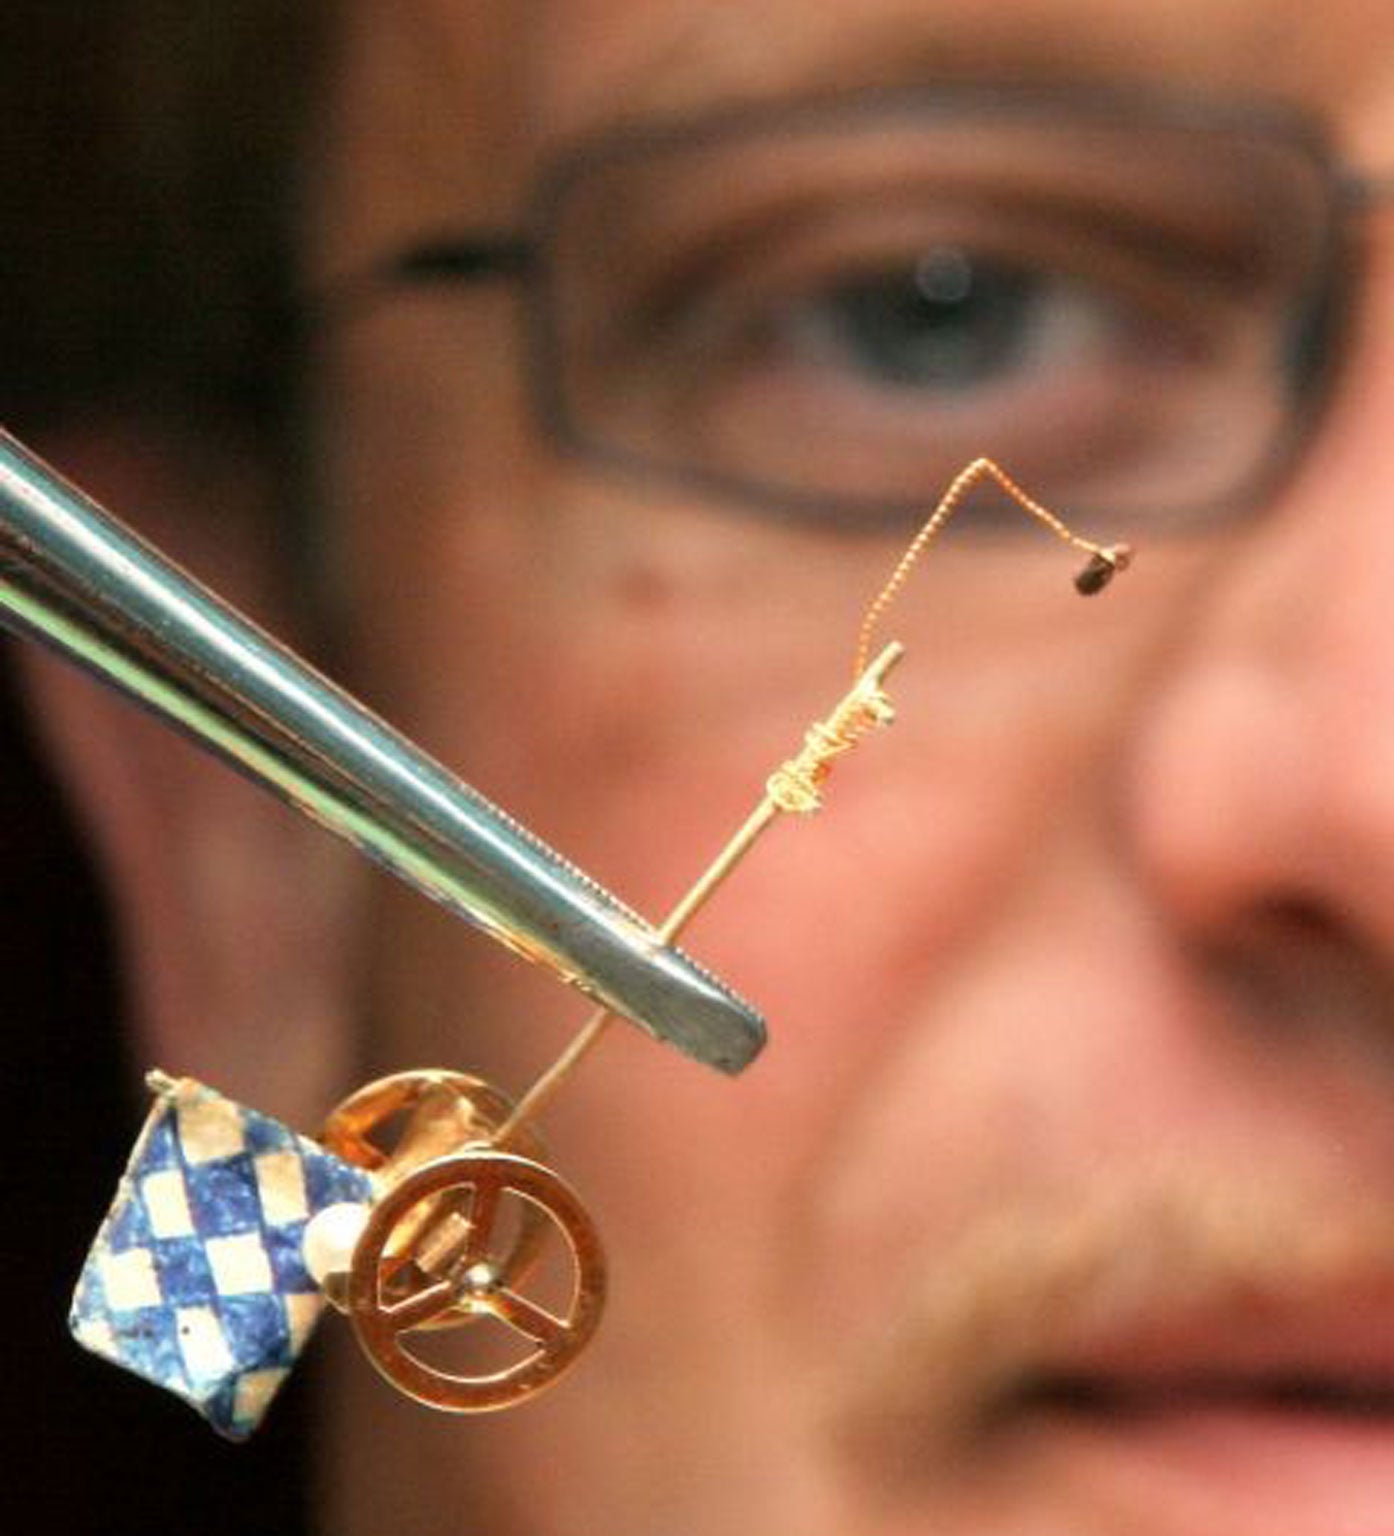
[0,428,764,1074]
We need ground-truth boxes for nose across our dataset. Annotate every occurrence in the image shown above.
[1128,259,1394,966]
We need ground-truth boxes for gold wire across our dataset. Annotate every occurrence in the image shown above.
[854,456,1114,677]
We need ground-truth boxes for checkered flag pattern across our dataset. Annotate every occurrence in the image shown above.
[69,1075,375,1439]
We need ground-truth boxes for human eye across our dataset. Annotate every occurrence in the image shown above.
[778,246,1078,396]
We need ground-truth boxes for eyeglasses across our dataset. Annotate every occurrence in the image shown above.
[342,83,1394,533]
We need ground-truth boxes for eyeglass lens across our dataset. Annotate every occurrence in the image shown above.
[542,103,1338,528]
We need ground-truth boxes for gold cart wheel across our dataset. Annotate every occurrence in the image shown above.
[347,1151,607,1412]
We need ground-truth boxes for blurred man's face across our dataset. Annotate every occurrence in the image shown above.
[308,2,1394,1532]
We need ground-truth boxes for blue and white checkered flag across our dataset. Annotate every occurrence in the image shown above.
[70,1074,375,1439]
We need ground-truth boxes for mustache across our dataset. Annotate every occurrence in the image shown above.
[835,1158,1394,1478]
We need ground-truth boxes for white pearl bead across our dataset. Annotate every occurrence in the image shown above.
[303,1201,371,1287]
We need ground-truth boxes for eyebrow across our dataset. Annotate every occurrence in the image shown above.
[561,20,1055,127]
[540,1,1309,142]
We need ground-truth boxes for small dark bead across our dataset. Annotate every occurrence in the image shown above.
[1074,554,1116,595]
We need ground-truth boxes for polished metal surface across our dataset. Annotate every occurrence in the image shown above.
[0,427,764,1073]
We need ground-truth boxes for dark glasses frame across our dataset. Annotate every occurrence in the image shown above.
[324,81,1394,532]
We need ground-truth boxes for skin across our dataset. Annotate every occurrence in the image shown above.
[32,0,1394,1532]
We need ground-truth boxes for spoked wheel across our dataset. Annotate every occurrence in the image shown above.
[347,1150,607,1411]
